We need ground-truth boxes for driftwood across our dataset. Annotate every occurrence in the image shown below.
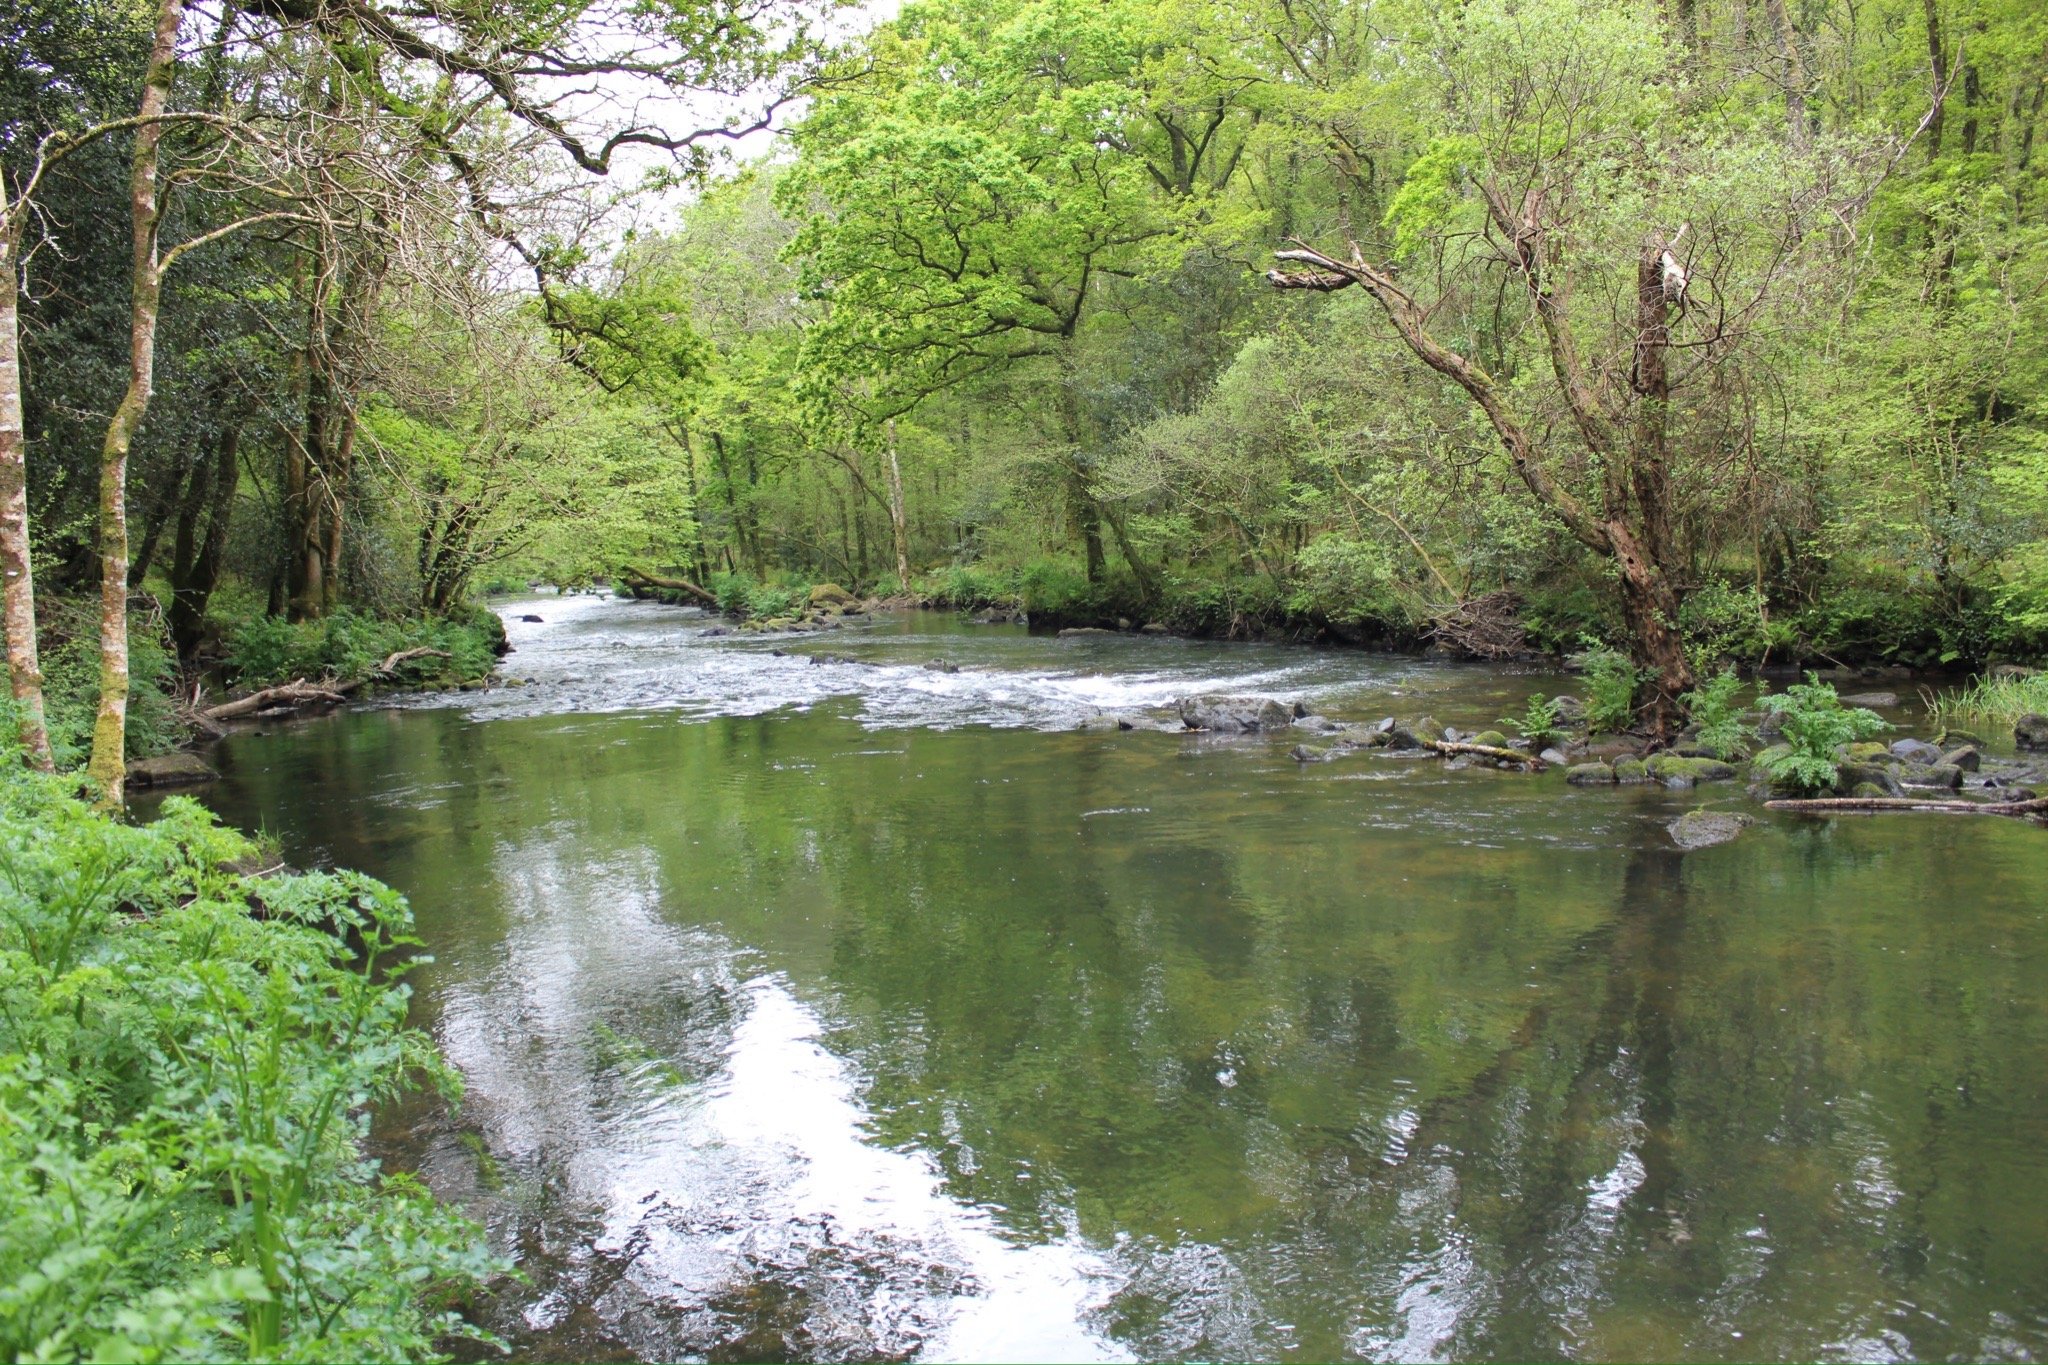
[620,565,718,607]
[202,679,349,722]
[375,646,450,675]
[1426,738,1546,770]
[1765,795,2048,819]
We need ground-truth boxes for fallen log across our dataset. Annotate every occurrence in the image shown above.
[620,565,718,607]
[1426,739,1546,770]
[202,679,349,723]
[1765,795,2048,818]
[375,646,451,675]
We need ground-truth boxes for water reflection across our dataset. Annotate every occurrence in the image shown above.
[190,599,2048,1363]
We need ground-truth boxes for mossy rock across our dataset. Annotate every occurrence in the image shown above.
[1841,741,1891,762]
[1899,762,1963,789]
[1565,762,1616,785]
[1469,730,1510,748]
[1613,756,1649,784]
[1836,762,1903,797]
[1850,782,1892,798]
[809,583,857,607]
[1645,754,1737,786]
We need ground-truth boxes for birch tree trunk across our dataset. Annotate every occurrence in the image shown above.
[87,0,187,804]
[0,191,54,770]
[885,419,910,590]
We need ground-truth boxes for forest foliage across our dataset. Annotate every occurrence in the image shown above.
[3,0,2047,757]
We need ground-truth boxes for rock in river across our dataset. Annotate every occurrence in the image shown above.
[2016,713,2048,752]
[1890,737,1942,765]
[1669,809,1754,850]
[125,752,219,788]
[1566,761,1616,785]
[1179,695,1292,732]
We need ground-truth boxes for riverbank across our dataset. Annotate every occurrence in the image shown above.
[0,760,500,1360]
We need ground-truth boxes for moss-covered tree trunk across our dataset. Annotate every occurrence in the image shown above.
[89,0,187,805]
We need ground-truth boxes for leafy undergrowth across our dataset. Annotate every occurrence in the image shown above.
[223,606,504,691]
[0,761,502,1361]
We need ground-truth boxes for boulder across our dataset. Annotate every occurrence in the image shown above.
[1442,725,1465,743]
[1941,745,1981,773]
[1613,756,1649,784]
[1469,730,1510,749]
[1566,762,1616,785]
[517,613,545,623]
[1668,809,1754,850]
[1139,623,1169,635]
[1539,746,1570,766]
[1057,626,1119,638]
[1549,695,1588,725]
[1293,715,1346,734]
[1645,754,1738,786]
[2015,714,2048,752]
[808,583,857,607]
[1117,617,1133,631]
[1384,717,1446,750]
[1900,762,1964,789]
[1837,762,1904,797]
[1076,711,1139,732]
[1179,695,1292,733]
[1843,741,1892,762]
[125,752,219,788]
[1889,737,1943,765]
[924,658,960,673]
[1989,662,2038,680]
[1839,691,1900,708]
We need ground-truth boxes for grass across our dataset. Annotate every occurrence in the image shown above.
[1927,672,2048,732]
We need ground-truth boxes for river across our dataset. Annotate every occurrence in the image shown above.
[185,594,2048,1362]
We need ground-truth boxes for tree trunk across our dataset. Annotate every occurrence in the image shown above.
[89,0,186,805]
[168,421,239,660]
[0,195,53,770]
[884,419,911,590]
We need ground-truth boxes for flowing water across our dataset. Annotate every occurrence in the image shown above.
[186,594,2048,1362]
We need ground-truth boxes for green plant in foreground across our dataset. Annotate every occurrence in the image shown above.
[1756,673,1890,793]
[1578,641,1644,733]
[1499,694,1565,748]
[1681,668,1755,758]
[0,761,504,1360]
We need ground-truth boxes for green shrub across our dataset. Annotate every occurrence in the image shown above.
[1498,694,1565,748]
[0,761,502,1360]
[1680,668,1755,758]
[1014,558,1097,617]
[1520,584,1614,654]
[37,596,186,768]
[919,564,1014,611]
[1578,641,1644,733]
[1679,580,1771,669]
[223,609,497,690]
[1756,673,1890,793]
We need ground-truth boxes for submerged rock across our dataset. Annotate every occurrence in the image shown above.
[1840,691,1900,708]
[923,658,960,673]
[126,752,219,788]
[1669,809,1754,850]
[1178,695,1292,732]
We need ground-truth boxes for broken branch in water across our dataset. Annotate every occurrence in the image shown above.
[1426,739,1547,770]
[1765,795,2048,819]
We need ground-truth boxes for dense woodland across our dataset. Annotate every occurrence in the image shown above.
[4,0,2047,789]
